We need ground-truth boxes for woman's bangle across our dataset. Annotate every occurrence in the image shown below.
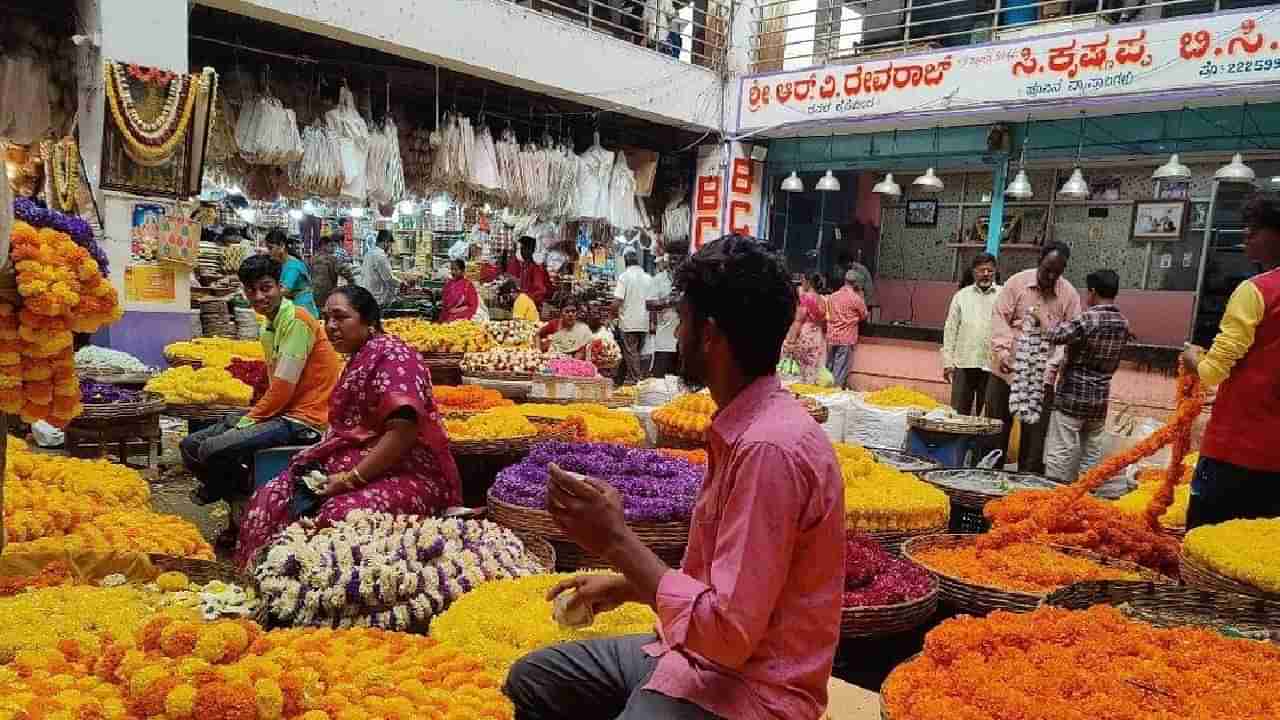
[351,467,366,486]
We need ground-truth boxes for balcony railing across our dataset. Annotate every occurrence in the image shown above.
[500,0,733,69]
[750,0,1271,72]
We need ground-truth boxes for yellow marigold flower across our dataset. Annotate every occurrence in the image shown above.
[164,685,197,718]
[254,678,284,720]
[155,572,190,592]
[1184,518,1280,595]
[863,385,943,409]
[836,443,949,531]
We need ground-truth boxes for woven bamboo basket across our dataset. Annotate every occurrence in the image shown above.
[1180,551,1280,602]
[863,526,947,556]
[865,446,943,474]
[526,393,633,409]
[164,403,248,423]
[488,494,689,571]
[907,411,1002,436]
[518,535,557,573]
[919,469,1062,533]
[1044,580,1280,636]
[841,578,939,639]
[77,368,158,385]
[448,434,536,456]
[164,357,203,369]
[76,392,167,421]
[903,534,1172,616]
[461,375,533,400]
[149,554,268,625]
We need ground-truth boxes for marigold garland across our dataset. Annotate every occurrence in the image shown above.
[431,574,657,675]
[652,393,717,442]
[494,403,646,445]
[434,385,515,412]
[445,410,537,441]
[145,366,253,406]
[882,605,1280,720]
[163,338,264,368]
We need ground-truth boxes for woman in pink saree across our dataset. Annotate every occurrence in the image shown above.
[782,275,827,383]
[235,286,462,569]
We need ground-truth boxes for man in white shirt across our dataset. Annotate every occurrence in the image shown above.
[645,256,678,377]
[941,253,1001,415]
[360,230,398,307]
[614,252,651,384]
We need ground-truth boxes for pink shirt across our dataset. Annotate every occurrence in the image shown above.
[643,375,845,720]
[825,286,868,346]
[990,268,1082,384]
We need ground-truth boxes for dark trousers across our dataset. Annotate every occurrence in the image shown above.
[1186,456,1280,530]
[984,376,1053,474]
[949,368,990,416]
[179,414,317,505]
[505,635,721,720]
[621,331,648,384]
[651,351,678,378]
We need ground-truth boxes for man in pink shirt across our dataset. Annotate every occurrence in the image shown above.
[826,269,870,389]
[505,234,845,720]
[985,241,1082,473]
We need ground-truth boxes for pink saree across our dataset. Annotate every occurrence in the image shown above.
[234,333,462,568]
[783,291,827,383]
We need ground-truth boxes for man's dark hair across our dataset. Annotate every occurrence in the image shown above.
[518,236,537,250]
[376,229,394,247]
[1243,192,1280,234]
[1041,241,1071,262]
[674,234,796,378]
[264,229,288,248]
[238,254,282,286]
[972,252,996,268]
[1086,269,1120,300]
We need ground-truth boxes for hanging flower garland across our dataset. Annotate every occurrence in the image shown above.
[50,137,79,212]
[103,61,215,167]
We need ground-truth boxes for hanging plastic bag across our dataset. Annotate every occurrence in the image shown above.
[325,85,369,201]
[367,117,406,205]
[469,122,501,193]
[293,123,342,196]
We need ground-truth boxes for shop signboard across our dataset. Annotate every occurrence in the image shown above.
[692,142,764,250]
[738,10,1280,133]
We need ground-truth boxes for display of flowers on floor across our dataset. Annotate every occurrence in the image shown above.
[837,443,949,531]
[910,540,1142,593]
[490,441,703,524]
[493,403,645,445]
[881,605,1280,720]
[843,531,935,608]
[862,386,942,410]
[144,365,253,405]
[254,513,545,630]
[434,384,515,412]
[652,392,716,442]
[162,337,264,368]
[386,318,494,353]
[431,573,657,675]
[1184,518,1280,596]
[2,206,123,425]
[445,409,537,441]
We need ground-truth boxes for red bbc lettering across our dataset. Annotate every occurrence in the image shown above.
[731,158,753,194]
[729,200,753,235]
[694,216,719,250]
[696,175,721,211]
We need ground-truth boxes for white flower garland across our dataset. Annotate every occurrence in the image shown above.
[255,512,543,630]
[1009,308,1050,425]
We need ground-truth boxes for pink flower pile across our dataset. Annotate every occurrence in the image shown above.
[843,531,935,607]
[545,357,598,378]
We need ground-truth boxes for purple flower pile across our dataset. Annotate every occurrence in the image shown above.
[492,441,705,523]
[80,380,140,405]
[843,531,935,607]
[13,197,110,276]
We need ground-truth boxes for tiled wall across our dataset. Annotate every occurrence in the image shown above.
[877,163,1219,292]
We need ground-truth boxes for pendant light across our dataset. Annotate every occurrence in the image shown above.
[1058,112,1090,199]
[1215,104,1255,183]
[913,128,945,193]
[781,171,804,192]
[873,130,902,197]
[1005,115,1034,200]
[816,133,840,191]
[1153,108,1192,180]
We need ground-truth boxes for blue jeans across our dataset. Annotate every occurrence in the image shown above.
[180,414,318,503]
[1186,456,1280,530]
[828,344,854,388]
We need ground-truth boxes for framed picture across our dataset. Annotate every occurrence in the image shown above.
[1188,201,1210,231]
[1132,200,1188,240]
[1155,179,1190,200]
[905,199,938,227]
[1089,176,1123,201]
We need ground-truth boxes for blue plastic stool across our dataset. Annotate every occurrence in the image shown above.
[907,427,979,468]
[253,446,308,489]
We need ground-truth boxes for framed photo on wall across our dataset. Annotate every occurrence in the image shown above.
[1188,201,1210,231]
[905,199,938,227]
[1132,200,1187,240]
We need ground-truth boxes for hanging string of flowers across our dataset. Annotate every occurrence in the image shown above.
[103,61,216,167]
[1144,371,1203,530]
[13,198,109,277]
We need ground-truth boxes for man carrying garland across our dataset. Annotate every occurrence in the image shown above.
[504,234,844,720]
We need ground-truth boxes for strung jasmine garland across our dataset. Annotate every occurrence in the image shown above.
[50,137,78,212]
[254,512,544,631]
[103,61,217,166]
[1009,308,1049,425]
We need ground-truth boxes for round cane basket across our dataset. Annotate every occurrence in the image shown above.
[907,411,1002,436]
[164,357,203,369]
[865,446,943,474]
[517,535,557,573]
[76,392,166,421]
[903,534,1172,616]
[1044,580,1280,636]
[841,579,939,639]
[919,469,1062,534]
[487,494,689,571]
[1180,551,1280,602]
[422,352,465,386]
[77,368,158,386]
[149,554,268,625]
[163,403,248,423]
[461,375,533,400]
[863,526,947,557]
[448,434,536,456]
[526,393,633,409]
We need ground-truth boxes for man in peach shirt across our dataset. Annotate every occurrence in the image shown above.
[505,234,845,719]
[985,241,1082,473]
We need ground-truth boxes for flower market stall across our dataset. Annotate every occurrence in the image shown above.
[488,441,702,570]
[836,442,950,554]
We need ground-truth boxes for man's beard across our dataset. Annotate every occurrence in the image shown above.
[677,325,706,391]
